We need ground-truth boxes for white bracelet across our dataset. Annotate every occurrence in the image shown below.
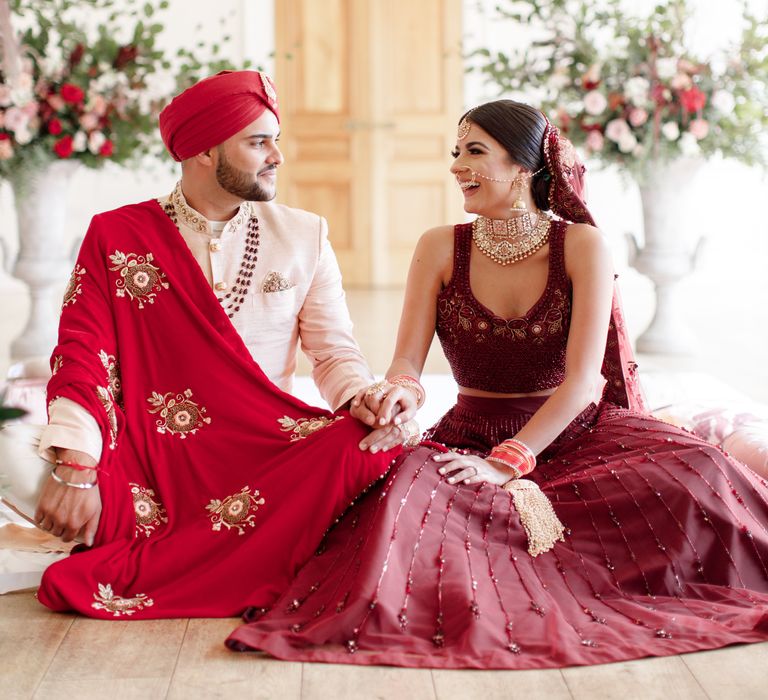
[50,466,98,490]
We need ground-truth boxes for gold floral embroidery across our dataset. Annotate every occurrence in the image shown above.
[92,583,154,616]
[206,486,265,535]
[109,250,169,308]
[147,388,211,438]
[130,483,168,537]
[99,350,123,408]
[278,415,343,442]
[62,263,86,308]
[96,386,118,450]
[261,271,293,293]
[52,355,63,375]
[168,181,251,233]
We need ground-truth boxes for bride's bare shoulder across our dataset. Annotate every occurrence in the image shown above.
[410,225,456,277]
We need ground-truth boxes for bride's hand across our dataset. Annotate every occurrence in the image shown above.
[373,385,419,427]
[432,451,514,486]
[350,384,385,426]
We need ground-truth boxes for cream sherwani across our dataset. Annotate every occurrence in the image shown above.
[40,183,373,461]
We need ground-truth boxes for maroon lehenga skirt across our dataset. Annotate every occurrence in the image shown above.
[226,396,768,668]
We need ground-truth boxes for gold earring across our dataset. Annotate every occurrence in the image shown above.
[510,174,528,212]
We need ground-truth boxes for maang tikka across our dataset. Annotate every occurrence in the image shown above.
[457,110,474,141]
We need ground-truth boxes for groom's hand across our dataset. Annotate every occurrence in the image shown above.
[350,386,383,426]
[35,448,101,546]
[358,423,408,454]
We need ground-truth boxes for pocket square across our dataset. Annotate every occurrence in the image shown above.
[261,271,294,293]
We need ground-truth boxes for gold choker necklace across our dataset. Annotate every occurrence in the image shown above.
[472,212,551,266]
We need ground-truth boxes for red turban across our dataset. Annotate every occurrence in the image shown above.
[159,70,280,162]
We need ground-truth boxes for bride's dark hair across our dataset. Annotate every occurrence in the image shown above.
[459,100,551,210]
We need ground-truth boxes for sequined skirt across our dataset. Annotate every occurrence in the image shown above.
[227,398,768,668]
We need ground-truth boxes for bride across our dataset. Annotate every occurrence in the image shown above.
[227,100,768,668]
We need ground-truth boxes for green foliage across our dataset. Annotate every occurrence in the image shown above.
[468,0,768,180]
[0,0,257,180]
[0,405,25,426]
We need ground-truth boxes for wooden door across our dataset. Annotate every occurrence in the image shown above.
[275,0,464,287]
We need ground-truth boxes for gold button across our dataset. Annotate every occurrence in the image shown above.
[209,238,222,252]
[214,281,227,291]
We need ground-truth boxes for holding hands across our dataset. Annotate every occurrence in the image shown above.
[351,375,424,428]
[351,375,425,453]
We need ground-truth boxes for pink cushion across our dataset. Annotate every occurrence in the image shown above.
[722,424,768,479]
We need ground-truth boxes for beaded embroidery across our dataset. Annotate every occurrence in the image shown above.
[130,483,168,537]
[262,271,293,293]
[108,251,169,308]
[99,350,123,408]
[472,214,551,266]
[436,221,571,393]
[161,187,260,320]
[62,264,86,308]
[96,386,118,450]
[147,388,211,438]
[167,181,252,234]
[206,486,266,535]
[278,415,343,442]
[92,583,154,616]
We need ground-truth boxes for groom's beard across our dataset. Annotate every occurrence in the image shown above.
[216,150,276,202]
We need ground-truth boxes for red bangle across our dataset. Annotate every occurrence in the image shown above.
[489,438,536,476]
[55,459,98,472]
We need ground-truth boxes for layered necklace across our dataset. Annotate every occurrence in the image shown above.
[472,211,551,266]
[162,184,260,319]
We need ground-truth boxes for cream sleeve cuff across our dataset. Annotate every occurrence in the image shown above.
[38,397,103,464]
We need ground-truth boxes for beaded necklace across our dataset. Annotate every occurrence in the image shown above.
[472,212,551,266]
[161,198,261,319]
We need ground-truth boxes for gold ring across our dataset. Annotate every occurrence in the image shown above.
[364,380,389,397]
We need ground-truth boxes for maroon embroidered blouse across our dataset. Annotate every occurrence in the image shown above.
[435,220,571,393]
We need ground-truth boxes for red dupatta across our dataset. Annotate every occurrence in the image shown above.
[541,121,646,412]
[39,200,397,618]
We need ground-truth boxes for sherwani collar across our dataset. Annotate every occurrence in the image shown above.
[168,181,252,237]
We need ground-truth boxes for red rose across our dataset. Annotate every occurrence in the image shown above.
[0,133,9,141]
[53,135,74,158]
[679,86,706,113]
[48,118,63,135]
[60,83,85,104]
[114,45,139,69]
[99,139,114,157]
[69,43,85,68]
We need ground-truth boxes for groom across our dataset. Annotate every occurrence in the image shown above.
[24,70,410,553]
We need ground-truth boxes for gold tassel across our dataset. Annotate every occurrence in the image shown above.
[504,479,565,557]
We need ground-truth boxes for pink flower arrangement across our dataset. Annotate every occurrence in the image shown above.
[472,0,768,177]
[0,0,251,178]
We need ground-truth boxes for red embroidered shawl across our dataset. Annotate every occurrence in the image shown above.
[39,200,396,618]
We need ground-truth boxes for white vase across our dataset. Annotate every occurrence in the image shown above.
[627,157,706,355]
[6,161,79,361]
